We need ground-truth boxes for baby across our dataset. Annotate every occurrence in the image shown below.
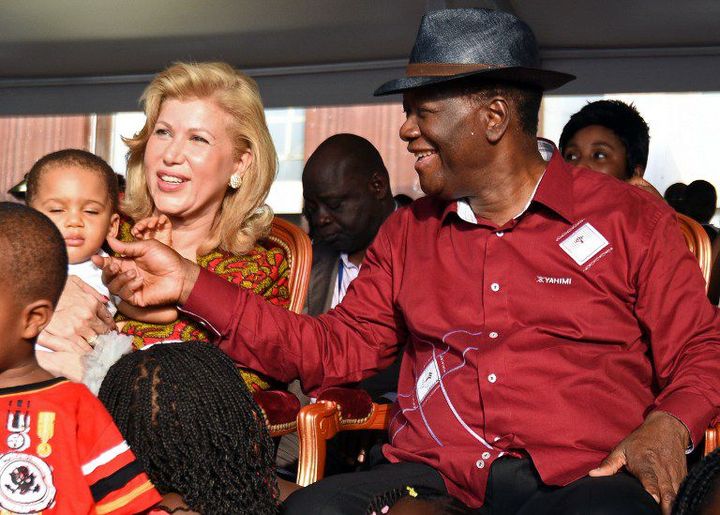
[25,149,176,336]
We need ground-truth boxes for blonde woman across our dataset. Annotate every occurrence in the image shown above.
[43,62,290,389]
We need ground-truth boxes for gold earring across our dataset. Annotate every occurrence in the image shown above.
[229,174,242,189]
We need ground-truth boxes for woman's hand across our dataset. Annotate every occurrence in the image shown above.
[39,276,115,353]
[131,214,173,246]
[93,237,200,307]
[36,350,85,383]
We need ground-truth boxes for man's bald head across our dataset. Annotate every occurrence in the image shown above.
[303,134,395,255]
[305,134,388,183]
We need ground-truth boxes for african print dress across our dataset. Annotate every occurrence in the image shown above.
[115,221,290,392]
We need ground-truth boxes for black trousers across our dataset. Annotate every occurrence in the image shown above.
[283,454,660,515]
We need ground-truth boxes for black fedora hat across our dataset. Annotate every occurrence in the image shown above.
[374,8,575,96]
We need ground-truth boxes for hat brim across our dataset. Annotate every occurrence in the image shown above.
[374,66,575,96]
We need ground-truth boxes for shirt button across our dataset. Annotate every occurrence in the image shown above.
[496,231,504,237]
[476,459,485,469]
[488,373,497,383]
[490,283,500,292]
[482,451,491,459]
[489,332,498,339]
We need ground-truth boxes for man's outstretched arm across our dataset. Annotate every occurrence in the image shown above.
[95,230,405,393]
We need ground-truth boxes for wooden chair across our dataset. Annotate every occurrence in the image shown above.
[253,216,312,438]
[295,211,719,486]
[677,213,713,288]
[677,214,720,456]
[296,388,391,486]
[266,216,313,315]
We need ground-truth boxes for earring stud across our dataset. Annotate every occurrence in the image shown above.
[229,174,242,189]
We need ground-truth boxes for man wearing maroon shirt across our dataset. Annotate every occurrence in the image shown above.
[96,9,720,515]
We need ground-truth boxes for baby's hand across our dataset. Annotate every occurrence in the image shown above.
[131,215,173,246]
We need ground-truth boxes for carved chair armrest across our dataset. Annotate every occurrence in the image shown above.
[295,387,393,486]
[296,401,341,487]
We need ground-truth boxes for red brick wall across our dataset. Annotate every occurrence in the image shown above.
[0,115,91,202]
[304,103,420,198]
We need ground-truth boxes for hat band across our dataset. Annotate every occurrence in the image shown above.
[406,63,494,77]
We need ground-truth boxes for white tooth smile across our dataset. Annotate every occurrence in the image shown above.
[414,151,437,159]
[160,174,184,184]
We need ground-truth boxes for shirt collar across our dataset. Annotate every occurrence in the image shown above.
[339,252,360,271]
[531,149,575,224]
[443,140,576,226]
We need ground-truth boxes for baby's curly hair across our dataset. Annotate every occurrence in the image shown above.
[25,149,119,213]
[99,342,279,514]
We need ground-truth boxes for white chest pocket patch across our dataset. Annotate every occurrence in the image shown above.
[416,359,441,403]
[559,222,609,266]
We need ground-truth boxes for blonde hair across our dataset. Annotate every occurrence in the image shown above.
[123,62,277,256]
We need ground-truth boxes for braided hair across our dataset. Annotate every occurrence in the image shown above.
[98,342,279,514]
[674,448,720,515]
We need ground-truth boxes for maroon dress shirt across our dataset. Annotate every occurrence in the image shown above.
[182,151,720,508]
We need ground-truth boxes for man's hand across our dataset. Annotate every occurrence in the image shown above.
[92,237,200,307]
[40,276,115,352]
[589,411,690,514]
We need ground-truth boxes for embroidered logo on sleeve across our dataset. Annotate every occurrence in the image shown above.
[559,223,609,265]
[416,359,440,403]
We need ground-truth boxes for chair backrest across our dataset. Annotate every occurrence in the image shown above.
[267,216,312,314]
[677,213,712,288]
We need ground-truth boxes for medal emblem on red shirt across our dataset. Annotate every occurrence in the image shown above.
[5,401,31,452]
[0,453,56,513]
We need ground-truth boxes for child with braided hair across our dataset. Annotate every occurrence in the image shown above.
[673,448,720,515]
[98,341,286,514]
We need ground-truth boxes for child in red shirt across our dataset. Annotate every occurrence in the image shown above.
[0,202,161,514]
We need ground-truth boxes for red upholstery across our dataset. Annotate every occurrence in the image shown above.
[254,390,302,436]
[316,387,374,422]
